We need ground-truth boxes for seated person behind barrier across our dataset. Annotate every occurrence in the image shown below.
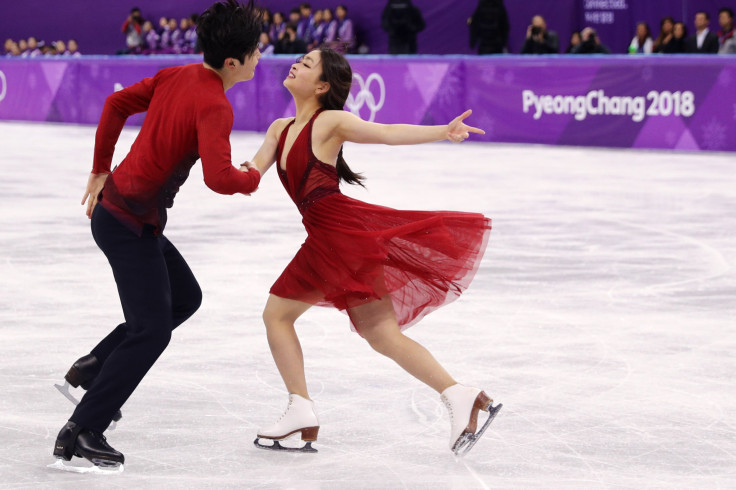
[718,7,736,54]
[652,16,675,53]
[275,22,307,54]
[521,15,558,54]
[685,11,719,53]
[628,22,653,53]
[570,27,610,54]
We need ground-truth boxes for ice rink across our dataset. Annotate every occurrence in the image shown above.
[0,121,734,488]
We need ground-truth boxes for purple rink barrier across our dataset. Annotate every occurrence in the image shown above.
[1,55,735,152]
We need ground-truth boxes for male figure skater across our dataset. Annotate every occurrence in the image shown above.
[52,0,262,471]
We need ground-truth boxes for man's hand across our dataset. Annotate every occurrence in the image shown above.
[81,172,109,218]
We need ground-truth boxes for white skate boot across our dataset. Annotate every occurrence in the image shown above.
[441,384,502,457]
[254,394,320,453]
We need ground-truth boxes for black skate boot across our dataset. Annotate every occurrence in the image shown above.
[55,354,122,424]
[52,421,124,472]
[64,354,102,390]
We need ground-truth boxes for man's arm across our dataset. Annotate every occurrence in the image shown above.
[92,76,156,174]
[197,102,261,195]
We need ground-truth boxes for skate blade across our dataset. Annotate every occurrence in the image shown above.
[54,381,80,406]
[48,457,124,474]
[253,437,318,453]
[453,402,502,457]
[54,381,120,431]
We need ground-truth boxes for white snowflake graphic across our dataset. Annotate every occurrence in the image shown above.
[477,115,495,139]
[718,69,732,87]
[481,66,496,84]
[403,72,415,91]
[701,118,726,150]
[641,67,653,82]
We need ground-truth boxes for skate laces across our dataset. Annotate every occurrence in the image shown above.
[276,397,294,423]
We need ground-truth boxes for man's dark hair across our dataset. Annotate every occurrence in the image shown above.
[719,7,734,19]
[196,0,261,69]
[696,11,710,20]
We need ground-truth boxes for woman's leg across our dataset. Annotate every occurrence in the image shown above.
[348,296,456,394]
[262,294,313,399]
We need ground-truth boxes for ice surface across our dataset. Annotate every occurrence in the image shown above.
[0,121,734,488]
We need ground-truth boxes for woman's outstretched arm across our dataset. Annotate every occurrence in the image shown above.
[331,109,485,146]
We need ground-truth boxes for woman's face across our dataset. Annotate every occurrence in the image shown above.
[323,9,333,22]
[673,23,685,38]
[636,23,647,38]
[336,6,346,20]
[274,12,284,24]
[662,19,674,34]
[570,32,581,45]
[284,50,324,96]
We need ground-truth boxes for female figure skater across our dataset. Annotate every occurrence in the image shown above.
[248,47,500,456]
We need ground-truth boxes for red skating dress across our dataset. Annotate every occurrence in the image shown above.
[269,110,491,331]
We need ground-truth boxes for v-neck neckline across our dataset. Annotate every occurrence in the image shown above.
[279,110,324,173]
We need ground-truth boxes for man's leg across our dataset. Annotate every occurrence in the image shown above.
[69,207,177,433]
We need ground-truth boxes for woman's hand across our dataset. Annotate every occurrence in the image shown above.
[447,110,485,143]
[81,172,109,218]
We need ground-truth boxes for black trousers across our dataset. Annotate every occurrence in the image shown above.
[70,205,202,432]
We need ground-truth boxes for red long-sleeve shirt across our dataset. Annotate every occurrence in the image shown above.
[93,63,260,235]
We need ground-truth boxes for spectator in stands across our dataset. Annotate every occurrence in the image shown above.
[334,5,356,50]
[308,9,326,50]
[259,8,272,34]
[67,39,81,57]
[270,11,287,42]
[27,37,42,57]
[468,0,509,54]
[157,16,169,35]
[55,40,67,56]
[718,7,736,54]
[185,14,199,53]
[652,16,675,53]
[629,22,653,54]
[258,31,275,55]
[275,22,308,54]
[161,17,183,54]
[288,8,302,42]
[382,0,425,54]
[521,15,559,54]
[323,8,337,43]
[571,27,611,54]
[121,7,145,54]
[297,3,315,43]
[565,31,581,53]
[142,20,160,54]
[4,40,20,57]
[18,39,28,56]
[661,22,687,53]
[685,11,719,53]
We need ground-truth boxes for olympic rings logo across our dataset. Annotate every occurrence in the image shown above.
[0,70,7,103]
[346,72,385,122]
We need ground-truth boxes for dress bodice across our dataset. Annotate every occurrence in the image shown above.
[276,109,340,214]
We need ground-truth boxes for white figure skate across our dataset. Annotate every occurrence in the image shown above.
[441,384,502,457]
[254,394,320,453]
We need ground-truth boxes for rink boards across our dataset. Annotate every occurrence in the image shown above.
[1,54,735,152]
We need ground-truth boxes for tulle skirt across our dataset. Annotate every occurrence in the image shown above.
[269,193,491,331]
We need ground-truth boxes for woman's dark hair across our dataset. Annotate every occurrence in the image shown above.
[317,46,365,187]
[196,0,261,69]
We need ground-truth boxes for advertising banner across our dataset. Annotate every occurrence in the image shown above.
[1,55,735,152]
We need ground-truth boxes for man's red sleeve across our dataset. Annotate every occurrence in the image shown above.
[197,102,261,195]
[92,76,156,174]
